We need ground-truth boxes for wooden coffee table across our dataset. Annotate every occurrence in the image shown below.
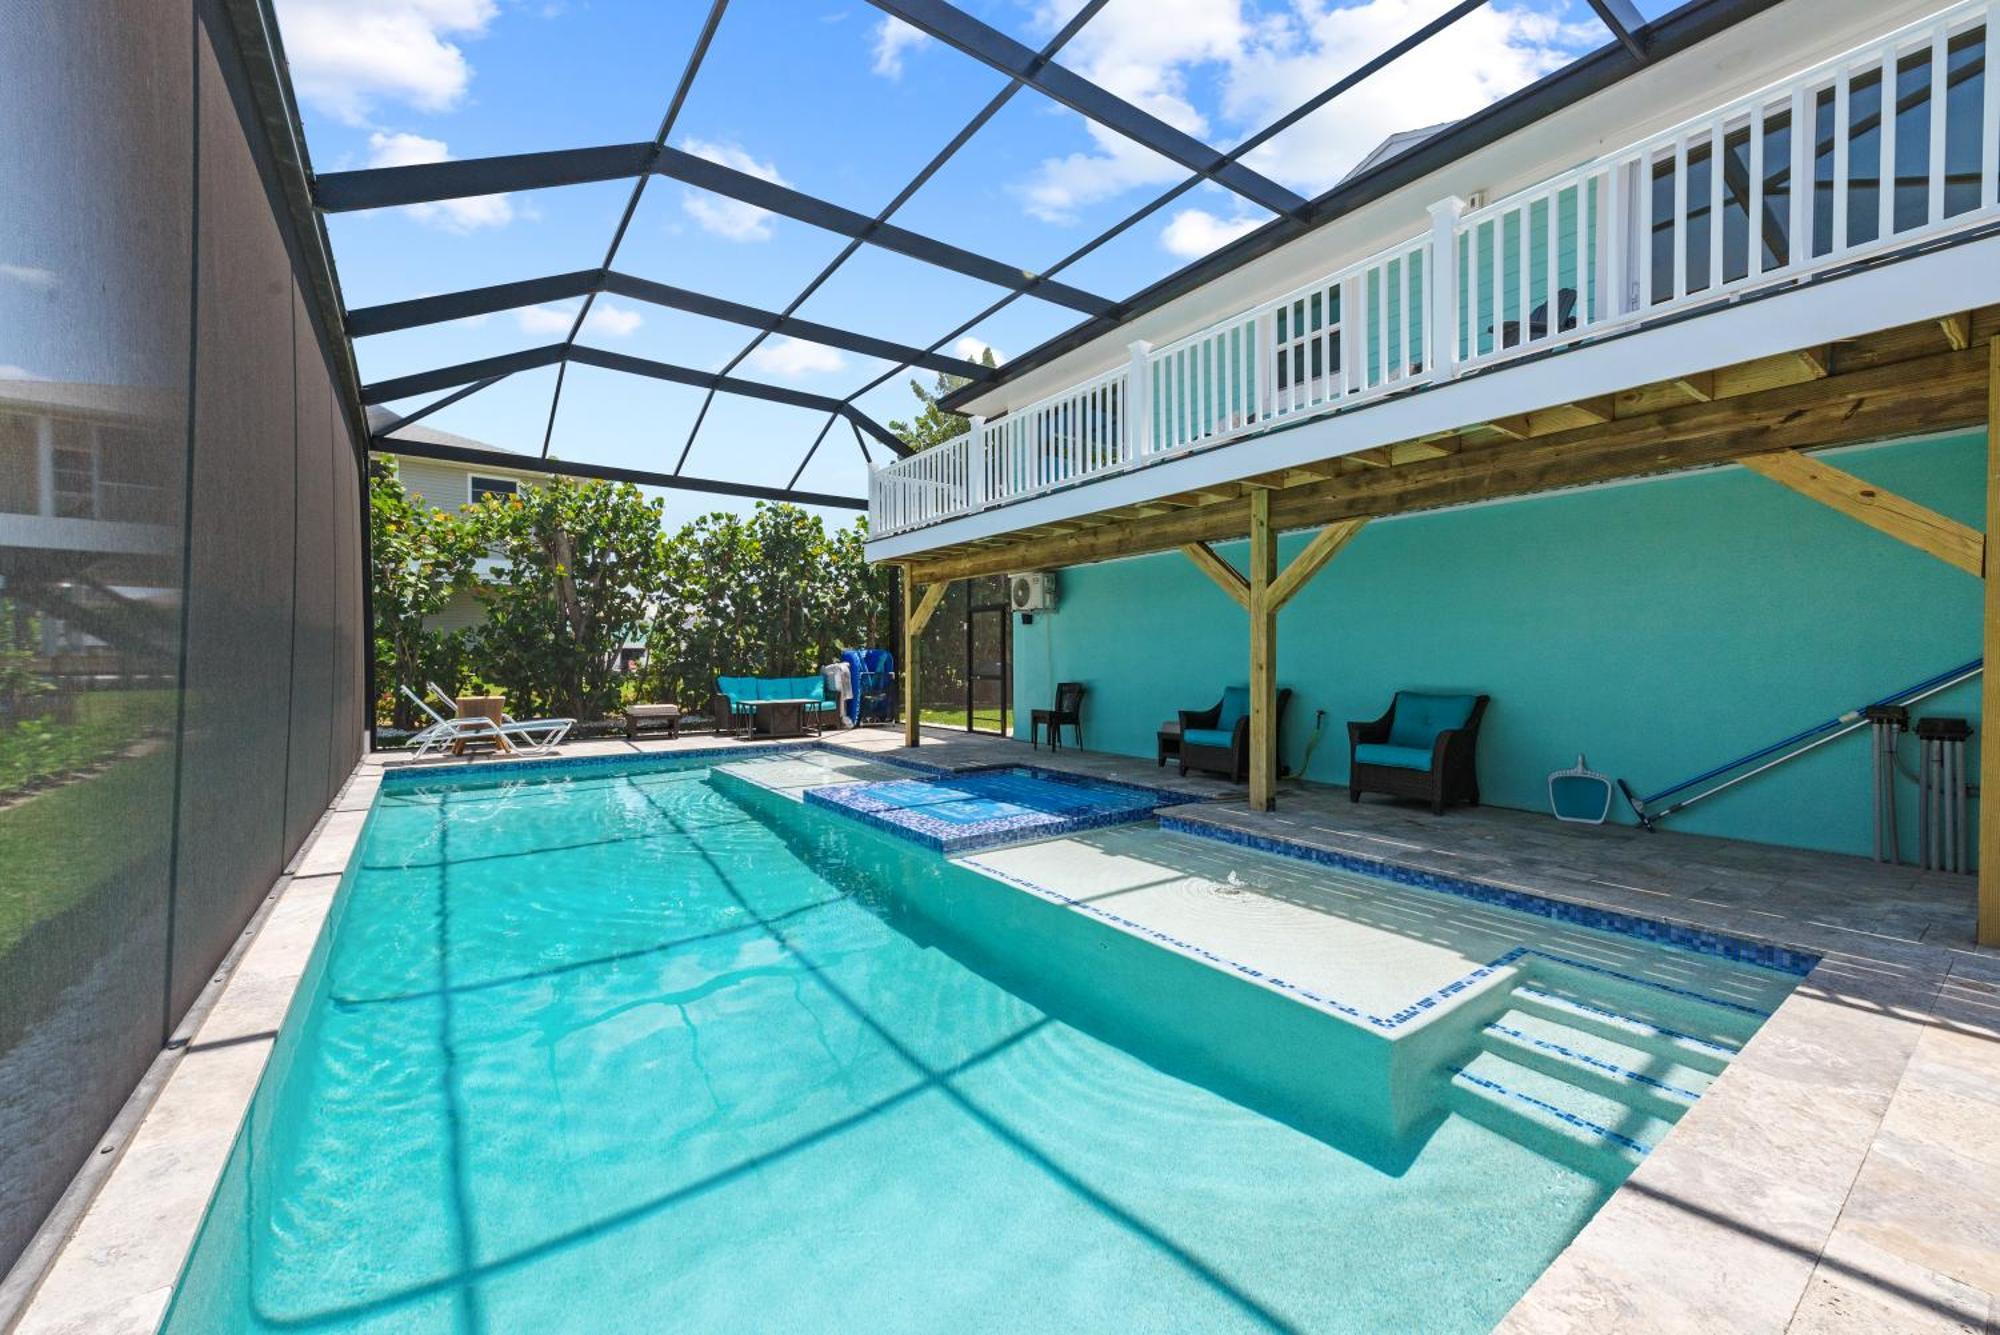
[752,698,815,739]
[454,694,511,755]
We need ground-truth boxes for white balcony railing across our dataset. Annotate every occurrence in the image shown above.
[871,0,2000,539]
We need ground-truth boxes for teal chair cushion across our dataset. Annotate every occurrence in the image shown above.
[1354,742,1434,771]
[1182,727,1236,749]
[1215,686,1250,732]
[1387,693,1476,750]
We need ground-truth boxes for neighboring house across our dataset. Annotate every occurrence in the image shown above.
[368,413,549,635]
[367,413,646,668]
[0,380,181,663]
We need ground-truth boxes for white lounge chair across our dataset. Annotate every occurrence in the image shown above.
[426,682,574,750]
[399,687,574,760]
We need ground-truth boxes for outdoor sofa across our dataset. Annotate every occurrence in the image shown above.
[1347,691,1489,814]
[710,675,840,735]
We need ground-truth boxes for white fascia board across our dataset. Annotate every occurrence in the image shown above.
[868,230,2000,563]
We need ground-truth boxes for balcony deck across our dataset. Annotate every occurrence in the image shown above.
[868,0,2000,578]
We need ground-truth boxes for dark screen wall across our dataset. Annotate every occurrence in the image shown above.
[0,0,366,1273]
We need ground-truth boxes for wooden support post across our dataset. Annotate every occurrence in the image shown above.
[1740,450,1985,576]
[1982,339,2000,946]
[1248,490,1277,812]
[901,576,950,747]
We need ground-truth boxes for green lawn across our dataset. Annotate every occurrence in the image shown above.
[0,748,173,960]
[0,691,171,800]
[919,707,1008,733]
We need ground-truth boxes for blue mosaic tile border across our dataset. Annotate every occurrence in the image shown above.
[801,770,1166,855]
[960,855,1775,1036]
[1485,1022,1705,1103]
[1448,1065,1654,1156]
[379,738,943,790]
[1157,815,1821,978]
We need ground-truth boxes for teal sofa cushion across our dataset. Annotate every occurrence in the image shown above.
[1215,686,1250,732]
[1388,693,1476,750]
[1183,727,1236,749]
[716,674,832,711]
[1354,742,1434,771]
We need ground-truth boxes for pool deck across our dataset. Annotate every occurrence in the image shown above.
[15,724,1997,1333]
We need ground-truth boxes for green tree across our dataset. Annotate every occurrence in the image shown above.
[466,475,669,721]
[369,459,476,728]
[886,346,996,450]
[642,504,893,714]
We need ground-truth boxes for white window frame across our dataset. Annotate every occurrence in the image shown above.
[467,474,519,505]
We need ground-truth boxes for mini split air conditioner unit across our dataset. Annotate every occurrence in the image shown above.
[1009,571,1057,613]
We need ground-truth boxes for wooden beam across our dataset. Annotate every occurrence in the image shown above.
[909,578,950,635]
[1738,450,1984,577]
[1266,519,1366,610]
[1981,338,2000,947]
[902,344,1991,585]
[1942,312,1973,351]
[1180,541,1249,608]
[1247,489,1278,813]
[1792,346,1831,379]
[902,572,921,747]
[1668,371,1715,401]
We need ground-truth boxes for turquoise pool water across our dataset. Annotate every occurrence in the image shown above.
[166,757,1790,1332]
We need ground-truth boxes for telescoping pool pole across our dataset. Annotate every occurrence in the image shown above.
[1617,659,1983,832]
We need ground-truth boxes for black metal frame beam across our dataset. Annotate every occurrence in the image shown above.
[1586,0,1652,62]
[359,343,910,456]
[668,0,1110,487]
[344,269,990,379]
[855,0,1491,416]
[314,146,1111,316]
[865,0,1304,218]
[940,0,1781,411]
[375,434,866,509]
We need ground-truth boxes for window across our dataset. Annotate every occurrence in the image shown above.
[469,474,518,504]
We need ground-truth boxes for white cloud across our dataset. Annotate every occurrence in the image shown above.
[1160,207,1263,257]
[1019,0,1592,219]
[1225,1,1592,196]
[871,16,930,78]
[0,364,45,381]
[367,131,513,232]
[0,264,57,290]
[679,138,788,242]
[952,335,1004,365]
[514,301,643,338]
[275,0,496,125]
[745,337,846,377]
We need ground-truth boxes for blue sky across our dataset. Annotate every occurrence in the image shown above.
[274,0,1634,530]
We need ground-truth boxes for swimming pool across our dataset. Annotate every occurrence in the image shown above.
[165,752,1804,1332]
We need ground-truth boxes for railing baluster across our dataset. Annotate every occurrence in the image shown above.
[1929,26,1948,226]
[1791,86,1811,265]
[1749,102,1766,278]
[1881,47,1898,240]
[1709,123,1724,291]
[1547,186,1561,339]
[1834,69,1851,253]
[1986,4,2000,208]
[1673,138,1689,301]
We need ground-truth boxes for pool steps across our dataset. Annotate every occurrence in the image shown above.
[1447,973,1771,1174]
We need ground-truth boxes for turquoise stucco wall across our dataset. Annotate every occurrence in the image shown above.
[1012,432,1984,858]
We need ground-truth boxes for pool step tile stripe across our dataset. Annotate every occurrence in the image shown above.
[1480,1012,1712,1123]
[1448,1050,1677,1169]
[1510,985,1741,1074]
